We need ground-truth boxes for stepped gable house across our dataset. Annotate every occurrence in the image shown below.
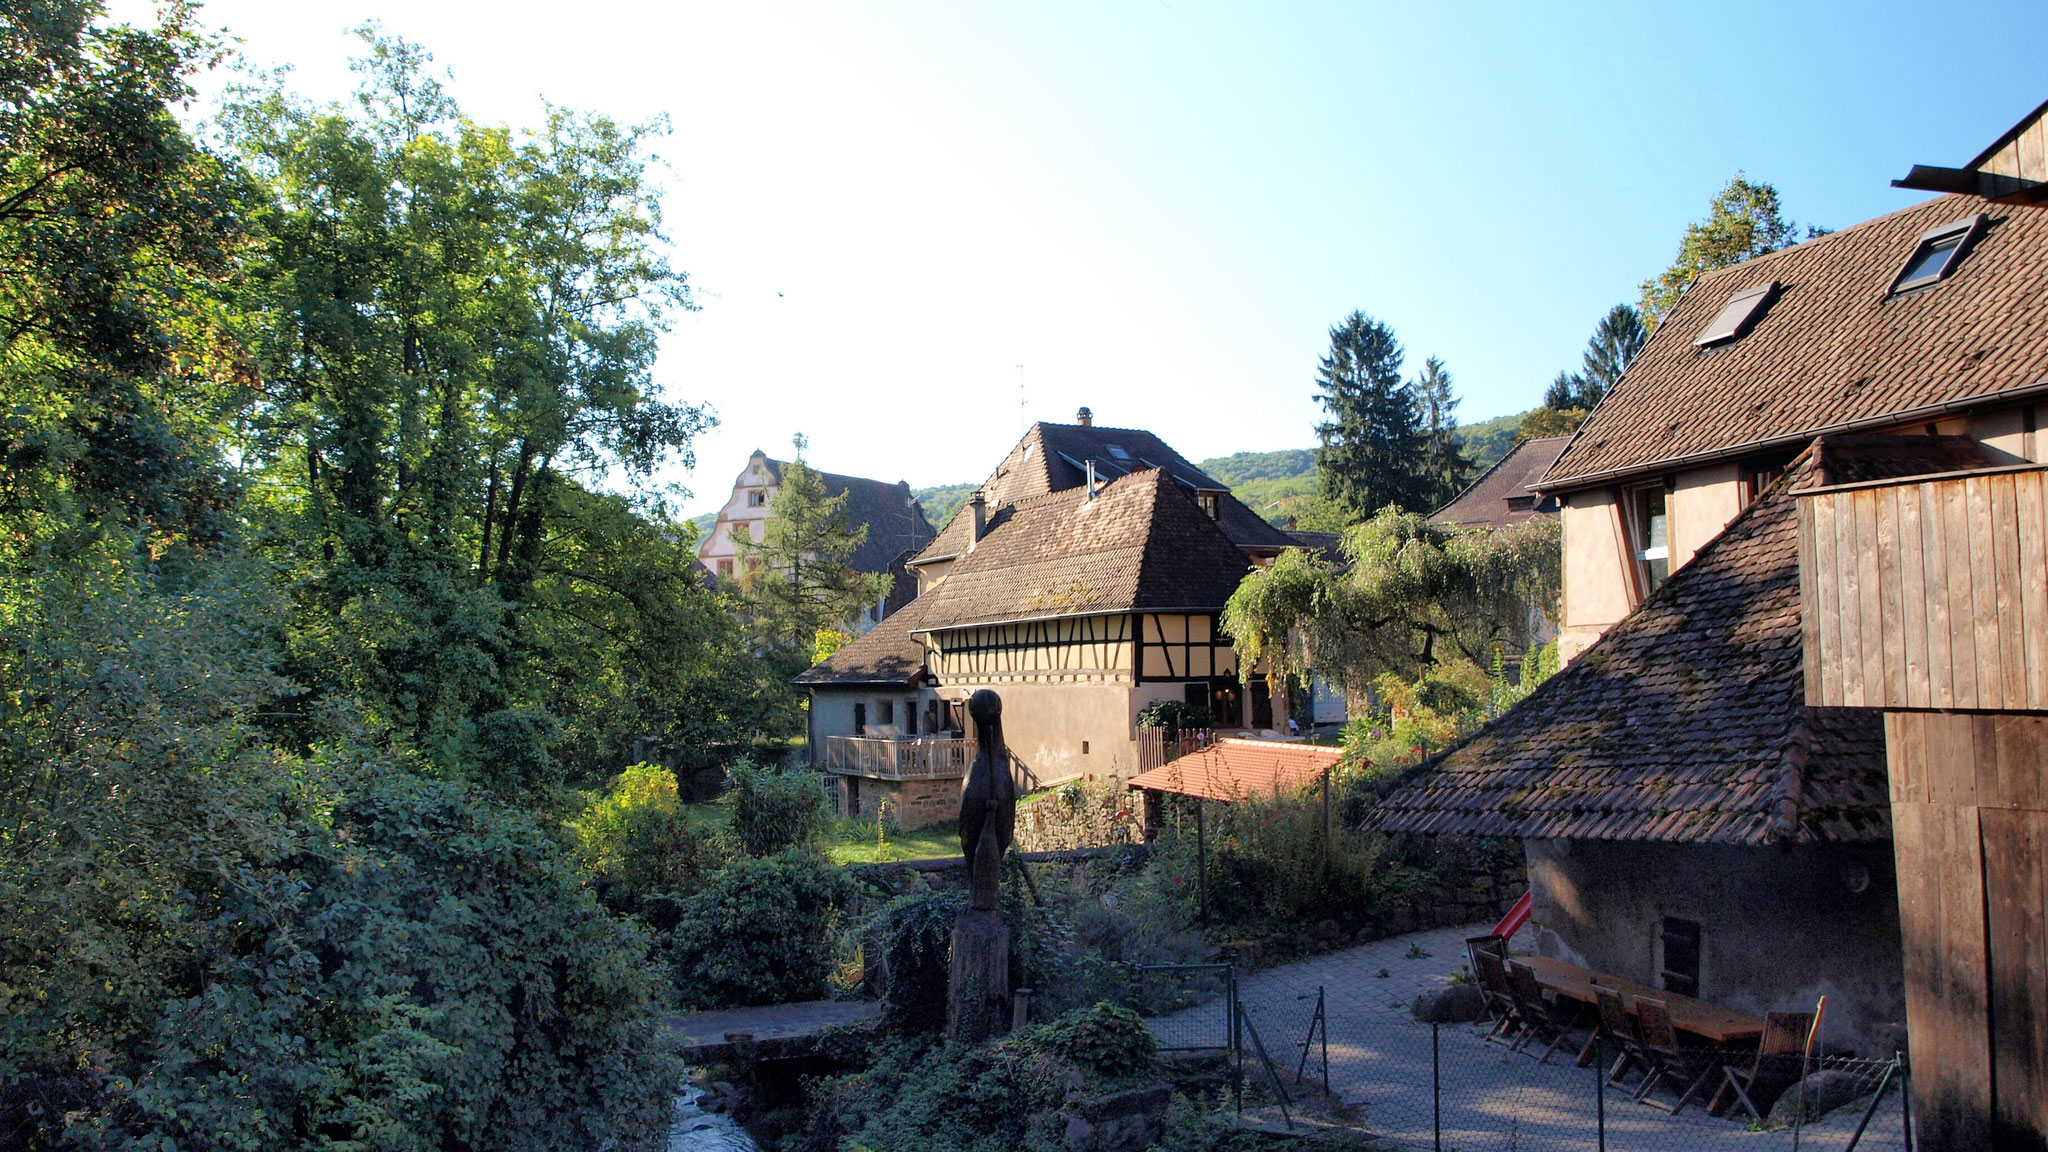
[1374,99,2048,1065]
[799,411,1322,824]
[699,449,935,629]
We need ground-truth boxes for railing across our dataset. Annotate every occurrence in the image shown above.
[822,735,972,780]
[1136,727,1216,774]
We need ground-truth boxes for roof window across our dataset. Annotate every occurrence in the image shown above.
[1105,443,1131,461]
[1693,280,1779,347]
[1889,213,1987,295]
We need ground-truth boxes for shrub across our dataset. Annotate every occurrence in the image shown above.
[670,850,856,1008]
[1136,698,1211,737]
[1029,1001,1156,1078]
[869,891,966,1032]
[727,757,830,856]
[573,761,724,927]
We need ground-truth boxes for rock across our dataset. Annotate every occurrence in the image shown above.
[1766,1069,1873,1127]
[1411,984,1488,1023]
[1312,918,1343,941]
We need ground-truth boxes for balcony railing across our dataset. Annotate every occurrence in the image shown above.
[823,735,973,780]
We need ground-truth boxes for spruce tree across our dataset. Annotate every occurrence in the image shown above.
[1414,356,1472,510]
[1542,303,1646,413]
[738,436,891,667]
[1313,310,1428,520]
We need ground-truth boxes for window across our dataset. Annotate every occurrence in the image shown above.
[1693,281,1779,346]
[1104,443,1131,461]
[853,703,867,735]
[730,522,751,542]
[877,700,894,725]
[1660,917,1702,998]
[747,489,767,507]
[1196,489,1223,520]
[1889,214,1987,295]
[904,703,917,736]
[1634,485,1670,594]
[717,559,734,578]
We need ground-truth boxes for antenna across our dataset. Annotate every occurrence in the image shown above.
[1016,363,1026,431]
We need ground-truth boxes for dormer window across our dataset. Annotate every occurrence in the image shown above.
[1693,281,1779,347]
[1889,213,1987,295]
[1195,489,1224,520]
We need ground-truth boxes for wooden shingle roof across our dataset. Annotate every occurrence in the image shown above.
[1542,193,2048,491]
[908,468,1254,633]
[1370,445,1893,846]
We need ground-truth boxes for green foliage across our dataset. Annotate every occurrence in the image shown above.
[1545,303,1646,413]
[1313,310,1429,519]
[573,761,724,924]
[1454,409,1536,473]
[1196,448,1319,486]
[728,758,831,857]
[1136,698,1213,736]
[1413,356,1472,511]
[1640,174,1814,332]
[737,437,891,673]
[910,481,979,531]
[869,891,966,1032]
[815,627,852,665]
[1519,405,1588,439]
[1033,1001,1157,1078]
[669,850,856,1008]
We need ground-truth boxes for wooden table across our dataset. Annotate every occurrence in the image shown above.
[1519,955,1765,1045]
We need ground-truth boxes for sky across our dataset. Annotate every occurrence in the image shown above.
[114,0,2048,517]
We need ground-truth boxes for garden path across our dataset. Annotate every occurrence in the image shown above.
[1166,921,1908,1152]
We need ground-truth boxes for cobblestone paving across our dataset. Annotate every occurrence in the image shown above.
[1161,922,1910,1152]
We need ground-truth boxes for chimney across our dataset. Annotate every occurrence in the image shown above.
[1085,459,1098,501]
[1076,406,1093,427]
[968,489,987,548]
[1284,515,1298,530]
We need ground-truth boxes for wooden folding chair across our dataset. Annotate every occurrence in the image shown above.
[1505,960,1576,1064]
[1591,984,1650,1091]
[1719,1012,1814,1121]
[1470,949,1523,1044]
[1632,997,1716,1114]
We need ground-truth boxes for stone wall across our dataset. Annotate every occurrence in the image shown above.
[833,773,958,832]
[1012,781,1145,853]
[1216,859,1527,973]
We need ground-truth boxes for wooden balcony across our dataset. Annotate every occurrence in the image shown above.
[823,735,973,781]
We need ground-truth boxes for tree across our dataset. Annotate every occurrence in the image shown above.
[1223,511,1561,695]
[1313,310,1429,520]
[1543,303,1646,413]
[1639,174,1807,331]
[1413,356,1471,510]
[1518,405,1587,440]
[736,436,891,672]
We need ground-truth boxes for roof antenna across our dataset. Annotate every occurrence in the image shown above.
[1017,363,1027,431]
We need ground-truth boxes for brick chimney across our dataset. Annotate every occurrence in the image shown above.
[968,489,987,549]
[1076,406,1093,427]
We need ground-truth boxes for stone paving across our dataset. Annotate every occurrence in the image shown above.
[666,999,880,1061]
[1157,921,1911,1152]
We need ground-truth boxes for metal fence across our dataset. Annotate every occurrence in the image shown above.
[1361,1029,1910,1152]
[1122,962,1236,1052]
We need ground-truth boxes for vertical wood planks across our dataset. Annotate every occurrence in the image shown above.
[1893,800,1995,1151]
[1981,806,2048,1151]
[1991,474,2027,709]
[1924,481,1957,710]
[1877,486,1909,706]
[1800,498,1825,706]
[1856,489,1886,707]
[1947,477,1980,709]
[1897,483,1931,709]
[2020,471,2048,711]
[1837,487,1865,706]
[1968,476,2005,709]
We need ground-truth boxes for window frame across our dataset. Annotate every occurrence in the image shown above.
[747,489,767,507]
[1888,213,1988,296]
[1626,481,1672,599]
[1692,280,1780,347]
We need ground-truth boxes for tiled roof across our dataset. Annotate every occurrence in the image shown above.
[908,468,1255,632]
[1369,444,1892,846]
[1430,436,1569,529]
[794,601,929,686]
[754,457,937,575]
[918,421,1298,563]
[1542,193,2048,490]
[1127,738,1346,803]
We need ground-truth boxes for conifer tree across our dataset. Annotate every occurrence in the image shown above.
[1414,356,1471,511]
[738,436,891,667]
[1313,310,1428,520]
[1542,303,1647,413]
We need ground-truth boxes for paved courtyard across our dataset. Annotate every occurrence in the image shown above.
[1157,921,1910,1152]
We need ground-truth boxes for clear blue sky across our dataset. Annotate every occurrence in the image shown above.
[118,0,2048,514]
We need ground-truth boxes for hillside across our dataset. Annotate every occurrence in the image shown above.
[910,482,978,531]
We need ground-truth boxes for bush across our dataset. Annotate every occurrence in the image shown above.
[573,761,724,927]
[1137,698,1211,737]
[670,850,856,1008]
[1032,1001,1157,1078]
[870,891,966,1032]
[728,757,830,856]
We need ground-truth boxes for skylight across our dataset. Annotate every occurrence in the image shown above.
[1105,443,1131,461]
[1693,281,1779,347]
[1889,213,1988,295]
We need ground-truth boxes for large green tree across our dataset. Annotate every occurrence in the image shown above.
[1543,303,1646,414]
[1639,174,1812,332]
[737,437,892,678]
[1313,310,1429,520]
[1413,356,1471,510]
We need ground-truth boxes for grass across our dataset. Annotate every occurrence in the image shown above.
[825,818,961,864]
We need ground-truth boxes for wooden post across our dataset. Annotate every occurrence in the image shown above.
[946,907,1009,1044]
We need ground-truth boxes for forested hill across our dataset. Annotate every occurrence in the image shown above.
[902,409,1538,532]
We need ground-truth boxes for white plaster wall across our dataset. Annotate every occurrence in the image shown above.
[698,452,777,569]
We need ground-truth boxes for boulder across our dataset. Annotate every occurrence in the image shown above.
[1766,1069,1874,1127]
[1411,984,1488,1023]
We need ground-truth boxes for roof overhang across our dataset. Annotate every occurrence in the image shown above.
[1536,377,2048,496]
[910,605,1227,637]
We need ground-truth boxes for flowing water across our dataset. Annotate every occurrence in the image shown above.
[665,1085,760,1152]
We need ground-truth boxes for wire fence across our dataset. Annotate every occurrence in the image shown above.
[1122,960,1916,1152]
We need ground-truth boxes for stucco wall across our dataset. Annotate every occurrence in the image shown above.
[1669,463,1742,576]
[1558,491,1630,663]
[961,680,1141,788]
[1525,838,1905,1055]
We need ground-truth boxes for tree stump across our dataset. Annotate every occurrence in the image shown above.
[947,907,1010,1044]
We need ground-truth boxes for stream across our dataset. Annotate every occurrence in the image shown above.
[664,1085,759,1152]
